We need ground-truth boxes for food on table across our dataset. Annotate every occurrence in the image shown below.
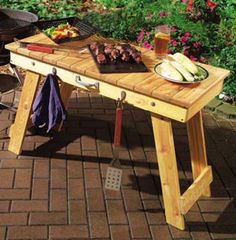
[160,53,206,82]
[172,52,198,75]
[160,62,184,81]
[89,42,143,65]
[43,23,79,41]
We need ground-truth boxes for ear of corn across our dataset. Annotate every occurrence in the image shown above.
[172,53,198,75]
[160,62,183,81]
[169,61,195,82]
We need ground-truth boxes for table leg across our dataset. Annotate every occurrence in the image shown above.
[58,82,74,131]
[151,113,185,230]
[187,111,211,197]
[8,71,41,155]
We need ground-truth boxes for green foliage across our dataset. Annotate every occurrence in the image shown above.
[0,0,81,19]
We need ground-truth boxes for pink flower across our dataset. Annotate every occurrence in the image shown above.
[184,32,191,37]
[181,36,188,43]
[159,11,166,18]
[182,0,188,3]
[193,41,201,49]
[200,56,207,62]
[171,26,177,32]
[190,55,198,61]
[187,0,194,11]
[137,31,145,42]
[184,49,189,56]
[143,41,153,50]
[171,39,178,46]
[207,0,218,11]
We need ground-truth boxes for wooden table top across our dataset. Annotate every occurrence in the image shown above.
[6,33,230,109]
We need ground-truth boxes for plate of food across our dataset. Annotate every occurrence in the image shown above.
[154,53,209,84]
[34,17,97,43]
[88,42,148,73]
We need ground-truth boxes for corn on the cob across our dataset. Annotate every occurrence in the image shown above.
[172,53,198,75]
[160,62,183,81]
[169,61,195,82]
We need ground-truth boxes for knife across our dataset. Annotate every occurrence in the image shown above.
[14,38,87,54]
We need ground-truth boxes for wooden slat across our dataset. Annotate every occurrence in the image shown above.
[5,34,230,111]
[9,53,188,122]
[56,56,81,69]
[187,111,211,196]
[151,114,185,230]
[180,166,213,214]
[117,72,153,90]
[8,71,41,155]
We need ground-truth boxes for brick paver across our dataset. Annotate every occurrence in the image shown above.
[0,89,235,239]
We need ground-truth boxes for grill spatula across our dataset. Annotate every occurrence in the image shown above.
[105,92,126,191]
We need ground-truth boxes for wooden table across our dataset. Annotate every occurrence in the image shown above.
[5,33,230,230]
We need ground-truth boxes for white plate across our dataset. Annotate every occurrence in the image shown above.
[154,63,209,84]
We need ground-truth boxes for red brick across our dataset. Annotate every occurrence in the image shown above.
[49,225,89,239]
[84,169,102,189]
[89,212,109,238]
[34,159,49,178]
[1,159,33,169]
[67,142,81,155]
[51,169,66,188]
[51,158,66,168]
[169,225,191,239]
[68,178,84,199]
[11,200,48,212]
[189,224,212,240]
[69,200,87,224]
[150,225,172,240]
[30,212,67,225]
[81,135,96,150]
[122,168,138,188]
[208,225,236,239]
[104,189,122,200]
[14,169,32,188]
[0,213,27,225]
[0,201,10,212]
[0,189,30,200]
[32,179,49,200]
[67,160,83,178]
[122,189,143,211]
[106,200,127,224]
[50,189,67,211]
[0,169,14,188]
[8,226,47,239]
[87,188,105,211]
[0,227,6,239]
[110,225,130,240]
[83,150,99,169]
[127,212,151,238]
[143,200,166,224]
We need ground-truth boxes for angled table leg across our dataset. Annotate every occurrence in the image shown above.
[8,71,41,155]
[151,113,185,230]
[58,82,74,131]
[187,111,211,197]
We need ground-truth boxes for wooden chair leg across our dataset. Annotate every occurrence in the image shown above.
[58,82,74,131]
[187,111,211,197]
[151,113,185,230]
[8,71,41,155]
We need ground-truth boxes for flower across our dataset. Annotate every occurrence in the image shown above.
[190,55,198,61]
[187,0,194,11]
[159,11,166,18]
[193,41,201,49]
[184,49,189,56]
[143,41,153,50]
[171,39,178,46]
[171,26,177,32]
[180,36,188,43]
[184,32,191,38]
[207,0,218,11]
[137,30,145,42]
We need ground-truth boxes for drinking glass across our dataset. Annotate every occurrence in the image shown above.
[154,25,170,59]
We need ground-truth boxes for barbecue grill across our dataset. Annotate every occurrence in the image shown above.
[0,8,38,111]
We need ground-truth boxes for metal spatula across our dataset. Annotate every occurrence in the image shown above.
[105,92,126,191]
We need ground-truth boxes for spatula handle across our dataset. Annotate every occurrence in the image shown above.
[114,107,123,146]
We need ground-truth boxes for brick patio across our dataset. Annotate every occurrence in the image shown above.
[0,88,236,240]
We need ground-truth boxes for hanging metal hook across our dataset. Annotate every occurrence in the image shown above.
[117,91,126,108]
[52,67,57,75]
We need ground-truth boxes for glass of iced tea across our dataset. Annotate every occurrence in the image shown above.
[154,25,170,59]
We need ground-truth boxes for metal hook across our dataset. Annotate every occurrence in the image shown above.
[117,91,126,108]
[52,67,57,75]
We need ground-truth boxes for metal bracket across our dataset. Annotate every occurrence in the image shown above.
[75,76,100,90]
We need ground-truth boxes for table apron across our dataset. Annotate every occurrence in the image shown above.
[10,52,188,122]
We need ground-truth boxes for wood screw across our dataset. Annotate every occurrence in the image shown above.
[150,102,156,107]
